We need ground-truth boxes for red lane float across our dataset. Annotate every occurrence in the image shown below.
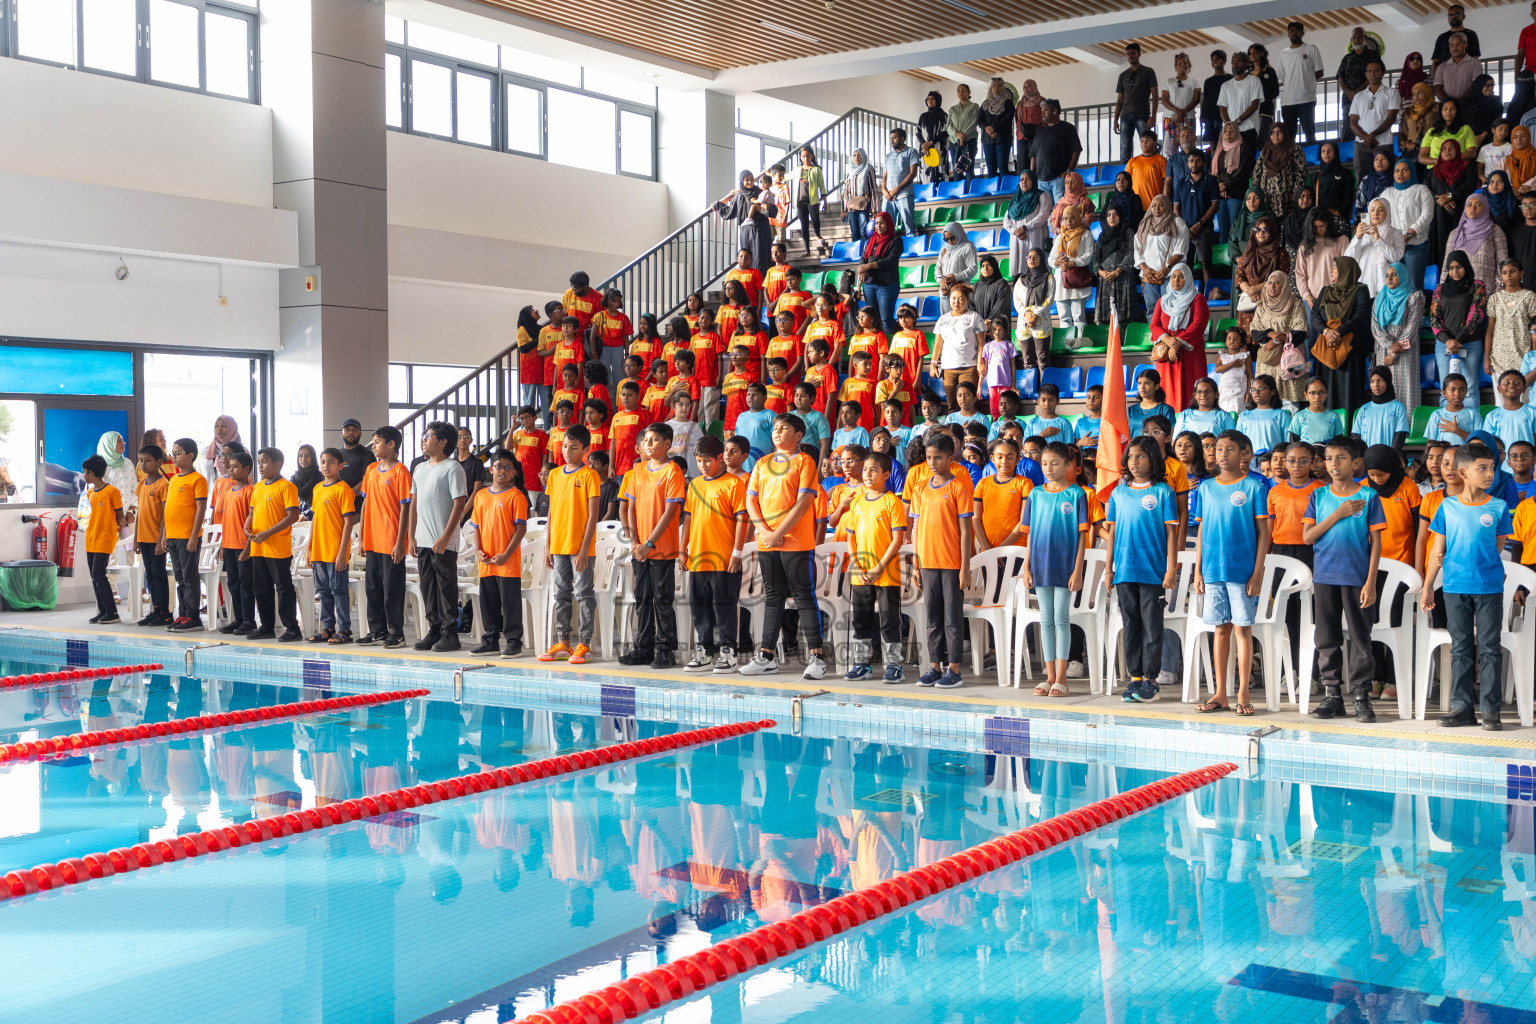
[0,688,432,765]
[511,760,1240,1024]
[0,663,162,693]
[0,718,774,900]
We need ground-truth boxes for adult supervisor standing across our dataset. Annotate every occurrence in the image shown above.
[337,418,376,490]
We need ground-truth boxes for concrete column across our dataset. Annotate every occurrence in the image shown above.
[261,0,388,454]
[657,88,736,232]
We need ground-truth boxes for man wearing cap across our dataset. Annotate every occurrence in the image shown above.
[338,419,376,490]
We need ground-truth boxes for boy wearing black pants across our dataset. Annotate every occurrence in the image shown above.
[407,420,469,652]
[830,451,908,682]
[218,450,256,633]
[681,436,750,672]
[358,426,413,648]
[618,423,687,669]
[244,447,303,642]
[159,437,209,631]
[908,433,974,688]
[133,445,171,624]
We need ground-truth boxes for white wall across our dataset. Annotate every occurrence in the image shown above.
[761,73,930,124]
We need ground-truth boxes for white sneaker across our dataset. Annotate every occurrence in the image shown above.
[802,655,827,681]
[738,653,778,675]
[713,647,737,673]
[684,646,712,672]
[1066,660,1086,679]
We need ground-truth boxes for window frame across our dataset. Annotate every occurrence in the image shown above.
[0,0,258,102]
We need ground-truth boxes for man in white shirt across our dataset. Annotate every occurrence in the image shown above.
[1349,58,1399,178]
[1218,53,1264,149]
[1274,22,1325,142]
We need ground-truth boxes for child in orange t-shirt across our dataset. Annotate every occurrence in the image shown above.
[219,450,256,632]
[764,359,791,413]
[909,432,974,687]
[619,423,687,668]
[551,363,585,420]
[668,351,702,420]
[722,346,756,431]
[766,309,805,381]
[470,450,530,657]
[628,314,662,379]
[847,308,889,369]
[689,308,725,425]
[773,267,813,335]
[724,248,765,315]
[802,339,839,417]
[642,360,672,422]
[608,382,651,477]
[838,351,879,431]
[582,401,610,453]
[134,444,172,624]
[803,295,846,367]
[888,304,930,394]
[874,354,915,423]
[81,454,125,623]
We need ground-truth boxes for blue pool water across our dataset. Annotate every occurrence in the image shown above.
[2,649,1535,1023]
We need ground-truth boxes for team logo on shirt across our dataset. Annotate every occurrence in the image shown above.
[1481,513,1495,528]
[1059,501,1074,516]
[1230,491,1248,507]
[1140,494,1158,511]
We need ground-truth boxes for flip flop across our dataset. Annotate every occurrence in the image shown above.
[1195,700,1230,713]
[1234,702,1256,716]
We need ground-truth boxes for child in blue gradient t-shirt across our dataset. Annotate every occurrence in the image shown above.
[1020,441,1088,699]
[1104,437,1178,703]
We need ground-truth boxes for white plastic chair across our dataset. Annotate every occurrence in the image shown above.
[1504,563,1536,728]
[291,535,316,635]
[962,545,1027,686]
[520,535,551,654]
[896,545,927,665]
[1320,559,1420,720]
[1009,547,1106,691]
[736,543,764,655]
[592,530,627,660]
[811,541,853,667]
[196,524,224,626]
[1102,551,1197,696]
[1181,553,1308,706]
[105,536,143,622]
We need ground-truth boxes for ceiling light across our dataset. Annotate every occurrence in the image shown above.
[757,19,821,43]
[936,0,989,16]
[643,71,661,78]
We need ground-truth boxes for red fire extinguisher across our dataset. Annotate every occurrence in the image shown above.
[55,514,78,578]
[27,513,50,561]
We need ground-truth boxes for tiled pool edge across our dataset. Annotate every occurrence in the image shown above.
[0,627,1527,802]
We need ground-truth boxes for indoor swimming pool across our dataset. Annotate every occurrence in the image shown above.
[1,635,1534,1024]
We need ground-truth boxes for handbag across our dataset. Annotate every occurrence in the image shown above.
[1062,265,1093,290]
[1278,332,1309,380]
[1311,318,1353,370]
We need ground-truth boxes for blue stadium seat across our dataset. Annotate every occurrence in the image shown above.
[925,233,946,255]
[915,183,938,204]
[1014,367,1039,399]
[971,230,1007,253]
[1084,364,1127,394]
[1302,143,1320,165]
[1042,366,1083,397]
[1090,220,1103,240]
[1482,369,1493,388]
[1424,264,1439,292]
[901,235,927,258]
[964,176,998,197]
[998,174,1020,195]
[917,295,943,321]
[1421,354,1438,387]
[1338,140,1354,163]
[936,180,966,200]
[821,240,861,265]
[1129,363,1155,393]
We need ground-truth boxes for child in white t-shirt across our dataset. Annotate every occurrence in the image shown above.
[665,390,701,477]
[1213,325,1252,414]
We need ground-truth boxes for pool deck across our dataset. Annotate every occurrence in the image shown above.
[11,608,1536,753]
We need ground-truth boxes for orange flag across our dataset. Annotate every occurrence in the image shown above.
[1095,309,1130,501]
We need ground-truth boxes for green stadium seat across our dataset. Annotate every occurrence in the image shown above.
[1332,408,1350,433]
[1123,323,1153,352]
[1212,244,1231,267]
[1480,403,1496,419]
[1211,317,1236,344]
[958,202,997,225]
[800,271,824,293]
[706,419,724,439]
[1406,405,1435,446]
[921,262,938,285]
[997,258,1009,278]
[899,265,927,289]
[919,206,958,229]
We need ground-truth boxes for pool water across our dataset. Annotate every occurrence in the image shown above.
[2,652,1534,1024]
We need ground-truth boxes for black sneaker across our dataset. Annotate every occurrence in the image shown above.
[97,614,121,624]
[1353,697,1377,723]
[1483,713,1504,731]
[650,648,675,670]
[382,635,405,649]
[617,648,654,666]
[1310,696,1345,719]
[246,626,276,640]
[232,621,256,635]
[278,627,303,643]
[501,643,523,659]
[356,631,385,646]
[432,635,462,653]
[88,613,103,624]
[1440,710,1476,728]
[218,621,241,634]
[471,639,500,655]
[412,633,441,652]
[170,618,204,632]
[136,612,161,627]
[166,616,186,630]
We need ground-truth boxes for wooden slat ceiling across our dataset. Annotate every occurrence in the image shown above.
[963,51,1076,74]
[899,68,947,82]
[1243,8,1373,37]
[1103,29,1220,52]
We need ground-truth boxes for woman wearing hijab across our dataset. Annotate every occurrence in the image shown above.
[858,211,903,337]
[1428,139,1479,267]
[1013,247,1053,374]
[842,149,878,241]
[978,78,1015,177]
[1464,74,1504,146]
[1371,262,1425,403]
[291,444,321,515]
[1509,126,1536,194]
[1294,207,1349,314]
[1015,79,1043,173]
[1397,52,1428,105]
[1345,198,1407,296]
[1398,82,1439,161]
[936,221,977,295]
[1228,187,1270,257]
[1419,98,1479,168]
[1252,123,1307,227]
[1133,195,1190,311]
[515,305,545,415]
[1251,271,1309,406]
[1308,255,1372,409]
[1148,263,1208,411]
[201,415,242,480]
[1352,366,1410,448]
[1353,150,1395,224]
[1314,142,1355,226]
[1281,184,1318,255]
[1210,121,1254,242]
[1429,249,1488,384]
[1233,215,1289,314]
[1048,206,1096,340]
[96,431,138,524]
[715,170,776,271]
[1444,192,1508,287]
[971,255,1012,324]
[1002,170,1050,270]
[1380,159,1435,290]
[1101,171,1144,233]
[917,93,949,185]
[1485,170,1518,231]
[1093,206,1140,325]
[1048,171,1095,234]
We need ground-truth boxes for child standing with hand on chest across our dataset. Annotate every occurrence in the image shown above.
[1021,441,1089,698]
[1103,437,1178,702]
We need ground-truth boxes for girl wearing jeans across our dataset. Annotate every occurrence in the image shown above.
[1022,441,1089,697]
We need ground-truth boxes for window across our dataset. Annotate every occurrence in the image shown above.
[456,68,494,147]
[0,345,134,395]
[407,20,497,66]
[385,52,403,128]
[619,109,653,178]
[0,401,39,506]
[548,88,614,174]
[410,58,452,137]
[505,81,542,155]
[4,0,258,101]
[736,129,794,178]
[500,44,579,88]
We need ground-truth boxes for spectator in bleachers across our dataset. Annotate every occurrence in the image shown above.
[1134,195,1190,311]
[1176,151,1220,291]
[1511,193,1536,290]
[1346,199,1407,296]
[715,170,776,273]
[1433,32,1481,102]
[1048,172,1095,234]
[1399,82,1440,161]
[978,78,1015,178]
[1276,23,1325,143]
[1432,4,1481,75]
[1382,159,1435,289]
[1210,122,1254,241]
[1253,124,1308,227]
[1013,248,1053,371]
[1354,150,1394,223]
[1049,207,1095,339]
[1486,259,1536,377]
[971,255,1012,324]
[792,147,828,257]
[1310,257,1373,410]
[1337,27,1382,106]
[1247,44,1280,140]
[1421,99,1479,168]
[1126,132,1167,210]
[1002,171,1050,271]
[1465,76,1504,151]
[1399,51,1429,103]
[881,128,921,235]
[1348,61,1398,179]
[1092,207,1139,325]
[947,84,979,180]
[1253,272,1310,406]
[1482,128,1513,185]
[1511,128,1536,194]
[1030,99,1082,203]
[859,212,903,338]
[1149,264,1209,411]
[1295,208,1349,316]
[1428,140,1480,259]
[1234,216,1288,316]
[1165,123,1200,197]
[1015,79,1043,173]
[1161,53,1200,132]
[936,222,977,295]
[1446,192,1507,288]
[1281,184,1317,253]
[1372,262,1425,402]
[917,93,948,184]
[1315,143,1355,225]
[1201,50,1232,145]
[931,283,987,411]
[1229,186,1269,258]
[842,148,877,242]
[1103,170,1145,232]
[1114,42,1159,164]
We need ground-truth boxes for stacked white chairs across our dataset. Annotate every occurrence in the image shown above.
[1008,547,1107,691]
[1101,550,1197,696]
[895,544,926,666]
[1180,553,1310,707]
[1311,558,1422,719]
[1416,562,1536,725]
[518,534,551,655]
[811,541,853,666]
[196,523,225,627]
[960,545,1026,686]
[105,535,143,622]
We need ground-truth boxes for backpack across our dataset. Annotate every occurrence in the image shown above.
[1278,333,1308,381]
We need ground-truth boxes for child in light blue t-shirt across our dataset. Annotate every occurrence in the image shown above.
[1427,373,1481,442]
[1021,382,1073,444]
[1236,375,1292,459]
[1483,370,1536,453]
[1288,377,1345,443]
[1352,368,1410,448]
[1173,377,1235,438]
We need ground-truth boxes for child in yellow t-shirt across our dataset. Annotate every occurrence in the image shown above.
[81,454,125,623]
[244,447,302,640]
[159,437,209,630]
[828,450,908,682]
[307,448,358,642]
[538,423,601,664]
